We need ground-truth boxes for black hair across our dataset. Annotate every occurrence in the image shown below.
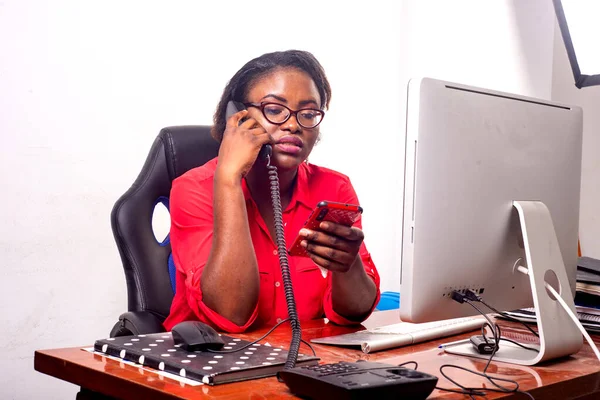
[211,49,332,142]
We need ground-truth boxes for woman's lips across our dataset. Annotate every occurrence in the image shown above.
[274,136,303,155]
[274,143,302,154]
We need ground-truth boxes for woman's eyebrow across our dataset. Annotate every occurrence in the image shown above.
[260,94,287,103]
[259,94,319,107]
[298,99,319,107]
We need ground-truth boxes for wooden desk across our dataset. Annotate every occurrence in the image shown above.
[35,310,600,399]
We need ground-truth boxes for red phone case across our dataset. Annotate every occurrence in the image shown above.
[287,201,363,257]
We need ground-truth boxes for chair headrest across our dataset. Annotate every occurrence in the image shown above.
[159,125,220,181]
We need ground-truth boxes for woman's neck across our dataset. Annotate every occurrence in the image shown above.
[245,163,298,210]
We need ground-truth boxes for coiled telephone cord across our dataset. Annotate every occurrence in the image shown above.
[266,154,302,370]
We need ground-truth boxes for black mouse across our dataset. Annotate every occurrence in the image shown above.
[171,321,225,351]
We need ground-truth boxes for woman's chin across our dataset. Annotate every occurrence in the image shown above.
[272,152,304,170]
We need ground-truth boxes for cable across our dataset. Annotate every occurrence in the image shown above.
[434,291,536,399]
[463,300,500,374]
[267,151,302,370]
[545,283,600,362]
[207,318,290,354]
[479,302,539,337]
[398,361,418,370]
[465,300,539,356]
[301,339,317,357]
[464,289,540,338]
[207,316,317,357]
[435,365,535,400]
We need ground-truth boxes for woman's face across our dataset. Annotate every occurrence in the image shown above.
[245,67,322,171]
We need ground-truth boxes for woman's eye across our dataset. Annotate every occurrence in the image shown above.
[300,111,317,120]
[264,106,284,116]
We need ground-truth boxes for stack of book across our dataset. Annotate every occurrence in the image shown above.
[574,256,600,308]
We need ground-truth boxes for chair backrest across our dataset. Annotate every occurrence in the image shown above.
[111,126,220,321]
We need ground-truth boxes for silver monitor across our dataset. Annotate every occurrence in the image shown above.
[400,77,583,365]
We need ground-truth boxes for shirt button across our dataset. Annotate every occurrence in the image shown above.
[275,281,281,288]
[273,250,278,255]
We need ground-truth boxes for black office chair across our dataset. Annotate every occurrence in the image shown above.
[109,126,220,337]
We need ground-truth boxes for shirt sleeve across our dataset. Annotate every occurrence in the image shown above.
[322,177,381,325]
[170,173,258,333]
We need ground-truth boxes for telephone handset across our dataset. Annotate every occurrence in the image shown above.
[224,100,301,370]
[225,101,272,161]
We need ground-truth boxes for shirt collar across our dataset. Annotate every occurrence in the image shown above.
[241,162,313,210]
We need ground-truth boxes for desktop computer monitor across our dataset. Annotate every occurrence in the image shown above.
[399,78,583,364]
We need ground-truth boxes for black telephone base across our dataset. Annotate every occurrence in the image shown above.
[278,360,438,400]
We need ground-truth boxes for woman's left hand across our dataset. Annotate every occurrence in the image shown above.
[299,222,364,273]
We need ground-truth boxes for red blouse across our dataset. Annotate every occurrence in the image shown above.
[163,158,380,332]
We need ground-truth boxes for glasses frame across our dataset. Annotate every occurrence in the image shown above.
[243,102,325,129]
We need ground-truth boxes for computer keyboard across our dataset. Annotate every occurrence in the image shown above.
[367,316,483,336]
[311,316,484,353]
[278,360,438,400]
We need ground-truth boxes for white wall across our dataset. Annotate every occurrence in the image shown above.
[0,1,557,398]
[339,0,556,295]
[551,20,600,260]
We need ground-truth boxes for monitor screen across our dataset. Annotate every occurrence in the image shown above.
[400,78,583,324]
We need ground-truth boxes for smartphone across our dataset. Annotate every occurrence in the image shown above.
[225,100,271,160]
[288,201,363,258]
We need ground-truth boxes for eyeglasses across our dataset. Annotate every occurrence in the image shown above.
[244,102,325,129]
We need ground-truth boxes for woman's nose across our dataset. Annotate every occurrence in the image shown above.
[283,113,301,133]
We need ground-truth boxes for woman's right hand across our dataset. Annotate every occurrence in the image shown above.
[216,110,272,180]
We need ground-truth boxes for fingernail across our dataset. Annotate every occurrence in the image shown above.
[301,240,308,248]
[299,228,311,236]
[320,222,329,230]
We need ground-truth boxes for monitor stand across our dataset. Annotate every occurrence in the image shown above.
[444,200,583,365]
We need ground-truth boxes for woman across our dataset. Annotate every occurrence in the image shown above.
[164,50,380,333]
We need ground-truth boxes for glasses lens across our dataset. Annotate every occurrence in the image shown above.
[297,110,323,128]
[262,103,290,124]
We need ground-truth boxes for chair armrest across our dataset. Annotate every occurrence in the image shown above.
[109,311,166,337]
